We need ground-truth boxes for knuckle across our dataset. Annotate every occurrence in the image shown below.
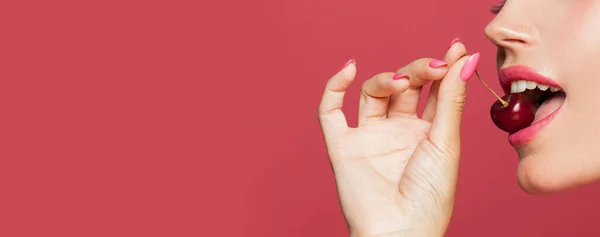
[395,61,414,73]
[451,93,467,112]
[359,81,371,97]
[414,57,434,66]
[317,107,327,117]
[359,81,369,95]
[438,92,467,113]
[396,58,439,85]
[317,110,329,121]
[362,73,391,94]
[318,105,338,118]
[317,101,337,118]
[395,62,415,74]
[375,72,392,84]
[360,76,372,89]
[412,57,434,69]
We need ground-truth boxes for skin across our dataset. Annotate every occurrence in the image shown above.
[318,0,600,235]
[319,43,472,236]
[487,0,600,193]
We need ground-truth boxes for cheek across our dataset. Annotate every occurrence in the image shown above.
[551,0,600,155]
[511,0,600,193]
[515,119,600,194]
[519,35,600,194]
[515,113,586,193]
[546,0,600,66]
[522,65,600,193]
[558,3,600,142]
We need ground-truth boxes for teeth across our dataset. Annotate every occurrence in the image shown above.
[510,81,526,93]
[526,81,537,90]
[510,82,517,93]
[509,80,561,93]
[517,80,527,93]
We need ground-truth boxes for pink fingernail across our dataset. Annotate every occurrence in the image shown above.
[460,53,480,81]
[429,60,448,68]
[393,73,410,80]
[448,37,461,49]
[341,59,355,70]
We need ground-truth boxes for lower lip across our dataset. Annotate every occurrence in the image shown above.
[508,104,564,147]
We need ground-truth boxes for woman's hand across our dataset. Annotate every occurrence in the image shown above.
[318,41,478,237]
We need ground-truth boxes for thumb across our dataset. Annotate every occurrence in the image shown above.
[429,53,479,152]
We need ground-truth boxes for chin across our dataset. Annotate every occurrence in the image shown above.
[515,151,598,195]
[516,155,572,194]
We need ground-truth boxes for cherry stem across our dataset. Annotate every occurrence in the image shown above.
[475,70,508,107]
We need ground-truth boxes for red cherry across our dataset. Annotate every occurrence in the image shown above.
[490,93,536,134]
[473,70,537,134]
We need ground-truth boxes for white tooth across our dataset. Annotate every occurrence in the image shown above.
[511,82,518,93]
[526,81,537,90]
[517,80,527,93]
[537,84,549,91]
[550,87,561,92]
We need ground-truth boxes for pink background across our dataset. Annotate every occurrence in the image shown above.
[1,0,600,236]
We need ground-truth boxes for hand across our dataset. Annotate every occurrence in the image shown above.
[318,42,478,237]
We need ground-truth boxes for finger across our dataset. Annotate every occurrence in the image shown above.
[422,38,468,122]
[318,59,356,137]
[358,72,410,124]
[429,53,480,153]
[422,81,441,122]
[387,58,449,117]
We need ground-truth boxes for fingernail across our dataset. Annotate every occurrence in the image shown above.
[428,59,448,68]
[393,73,410,80]
[460,53,480,81]
[448,37,461,49]
[341,59,355,70]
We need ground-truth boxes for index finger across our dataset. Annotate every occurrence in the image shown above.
[388,57,449,117]
[400,58,450,88]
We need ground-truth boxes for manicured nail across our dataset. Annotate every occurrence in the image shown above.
[448,37,461,49]
[341,59,355,70]
[429,60,448,68]
[460,53,480,81]
[393,73,410,80]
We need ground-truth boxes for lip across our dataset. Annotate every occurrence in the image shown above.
[508,102,563,147]
[499,65,562,94]
[499,65,565,147]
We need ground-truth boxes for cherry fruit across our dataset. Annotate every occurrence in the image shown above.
[490,93,536,134]
[474,71,537,134]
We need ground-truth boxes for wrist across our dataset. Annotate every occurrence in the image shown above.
[350,227,444,237]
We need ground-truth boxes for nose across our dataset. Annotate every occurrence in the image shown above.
[484,13,537,50]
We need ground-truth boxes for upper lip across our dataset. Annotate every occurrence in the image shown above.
[498,65,562,94]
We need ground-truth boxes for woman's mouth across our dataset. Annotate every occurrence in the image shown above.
[494,66,567,147]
